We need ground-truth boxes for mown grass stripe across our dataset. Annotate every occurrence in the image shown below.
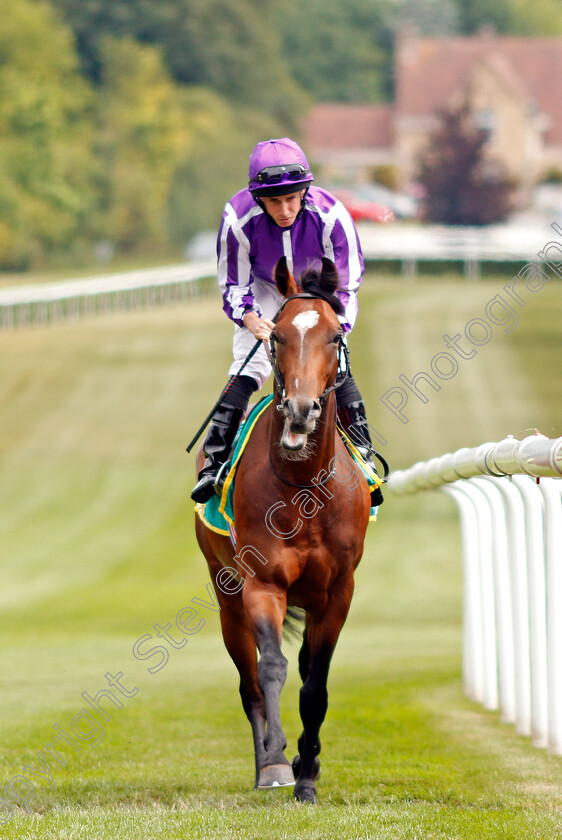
[0,273,560,838]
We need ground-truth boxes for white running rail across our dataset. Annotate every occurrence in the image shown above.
[0,260,216,329]
[387,433,562,753]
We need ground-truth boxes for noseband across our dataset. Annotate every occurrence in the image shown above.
[268,293,350,403]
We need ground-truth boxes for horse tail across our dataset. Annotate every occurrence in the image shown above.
[283,606,305,641]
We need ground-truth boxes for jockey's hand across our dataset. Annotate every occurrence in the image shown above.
[243,312,275,341]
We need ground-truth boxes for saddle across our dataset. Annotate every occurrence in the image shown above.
[194,395,272,543]
[194,395,382,546]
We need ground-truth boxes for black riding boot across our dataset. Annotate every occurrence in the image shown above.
[191,404,245,503]
[191,374,258,504]
[337,399,385,508]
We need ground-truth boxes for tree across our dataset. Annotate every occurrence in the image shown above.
[417,102,515,225]
[278,0,394,103]
[167,91,281,245]
[389,0,460,36]
[93,37,195,251]
[48,0,306,127]
[505,0,562,34]
[0,0,94,268]
[453,0,513,33]
[451,0,562,34]
[93,38,283,254]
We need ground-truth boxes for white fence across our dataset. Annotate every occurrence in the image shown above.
[358,219,561,277]
[387,434,562,753]
[0,260,216,329]
[1,220,560,328]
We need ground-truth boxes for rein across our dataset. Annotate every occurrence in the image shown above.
[268,452,337,490]
[266,292,348,490]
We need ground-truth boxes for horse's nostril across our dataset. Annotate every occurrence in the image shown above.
[281,398,294,419]
[301,400,320,421]
[283,397,321,425]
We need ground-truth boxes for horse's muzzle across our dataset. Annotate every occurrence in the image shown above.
[279,397,321,450]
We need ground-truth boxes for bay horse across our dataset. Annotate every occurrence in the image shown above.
[195,257,371,803]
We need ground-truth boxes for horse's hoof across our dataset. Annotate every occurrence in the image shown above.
[294,779,317,804]
[292,755,321,780]
[257,763,295,789]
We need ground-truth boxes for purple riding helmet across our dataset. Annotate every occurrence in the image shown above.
[248,138,314,197]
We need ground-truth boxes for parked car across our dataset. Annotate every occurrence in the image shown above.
[353,183,419,220]
[331,188,395,224]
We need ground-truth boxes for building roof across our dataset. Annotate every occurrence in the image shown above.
[396,33,562,145]
[301,103,394,152]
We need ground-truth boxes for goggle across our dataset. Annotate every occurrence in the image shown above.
[256,164,309,185]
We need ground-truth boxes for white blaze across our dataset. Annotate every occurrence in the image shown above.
[292,310,320,358]
[292,310,319,337]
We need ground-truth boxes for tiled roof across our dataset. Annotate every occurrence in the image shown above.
[301,103,394,151]
[397,34,562,144]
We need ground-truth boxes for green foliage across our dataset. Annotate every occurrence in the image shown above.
[390,0,460,36]
[417,102,516,225]
[0,0,94,268]
[48,0,306,126]
[453,0,562,34]
[167,94,281,243]
[92,37,284,253]
[454,0,513,33]
[278,0,394,103]
[0,3,288,269]
[275,0,562,106]
[2,0,562,269]
[505,0,562,34]
[93,37,194,252]
[0,0,305,268]
[170,0,306,126]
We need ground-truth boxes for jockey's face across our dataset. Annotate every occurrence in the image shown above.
[261,190,305,227]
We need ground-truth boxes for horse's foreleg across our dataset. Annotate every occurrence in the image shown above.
[243,581,295,790]
[294,573,355,804]
[197,545,267,788]
[218,606,267,788]
[292,633,321,783]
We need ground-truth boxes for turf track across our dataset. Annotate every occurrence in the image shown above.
[0,272,560,839]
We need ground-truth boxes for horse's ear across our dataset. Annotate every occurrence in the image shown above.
[274,257,298,298]
[320,257,340,294]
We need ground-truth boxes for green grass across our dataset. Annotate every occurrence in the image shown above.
[0,272,561,838]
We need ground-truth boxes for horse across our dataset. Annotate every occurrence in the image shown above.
[195,257,371,803]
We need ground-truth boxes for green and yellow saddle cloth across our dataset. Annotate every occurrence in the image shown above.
[195,394,383,542]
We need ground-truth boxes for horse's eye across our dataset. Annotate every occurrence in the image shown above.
[331,333,343,345]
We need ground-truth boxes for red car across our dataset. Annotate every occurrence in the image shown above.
[332,189,395,223]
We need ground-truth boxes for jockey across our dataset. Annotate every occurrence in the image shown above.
[191,137,380,503]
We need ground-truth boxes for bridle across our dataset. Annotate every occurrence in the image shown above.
[268,293,350,404]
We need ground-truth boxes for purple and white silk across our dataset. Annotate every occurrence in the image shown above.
[217,185,364,387]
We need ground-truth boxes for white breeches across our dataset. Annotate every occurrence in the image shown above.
[228,279,284,389]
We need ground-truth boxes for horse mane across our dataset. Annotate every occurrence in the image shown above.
[297,265,345,317]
